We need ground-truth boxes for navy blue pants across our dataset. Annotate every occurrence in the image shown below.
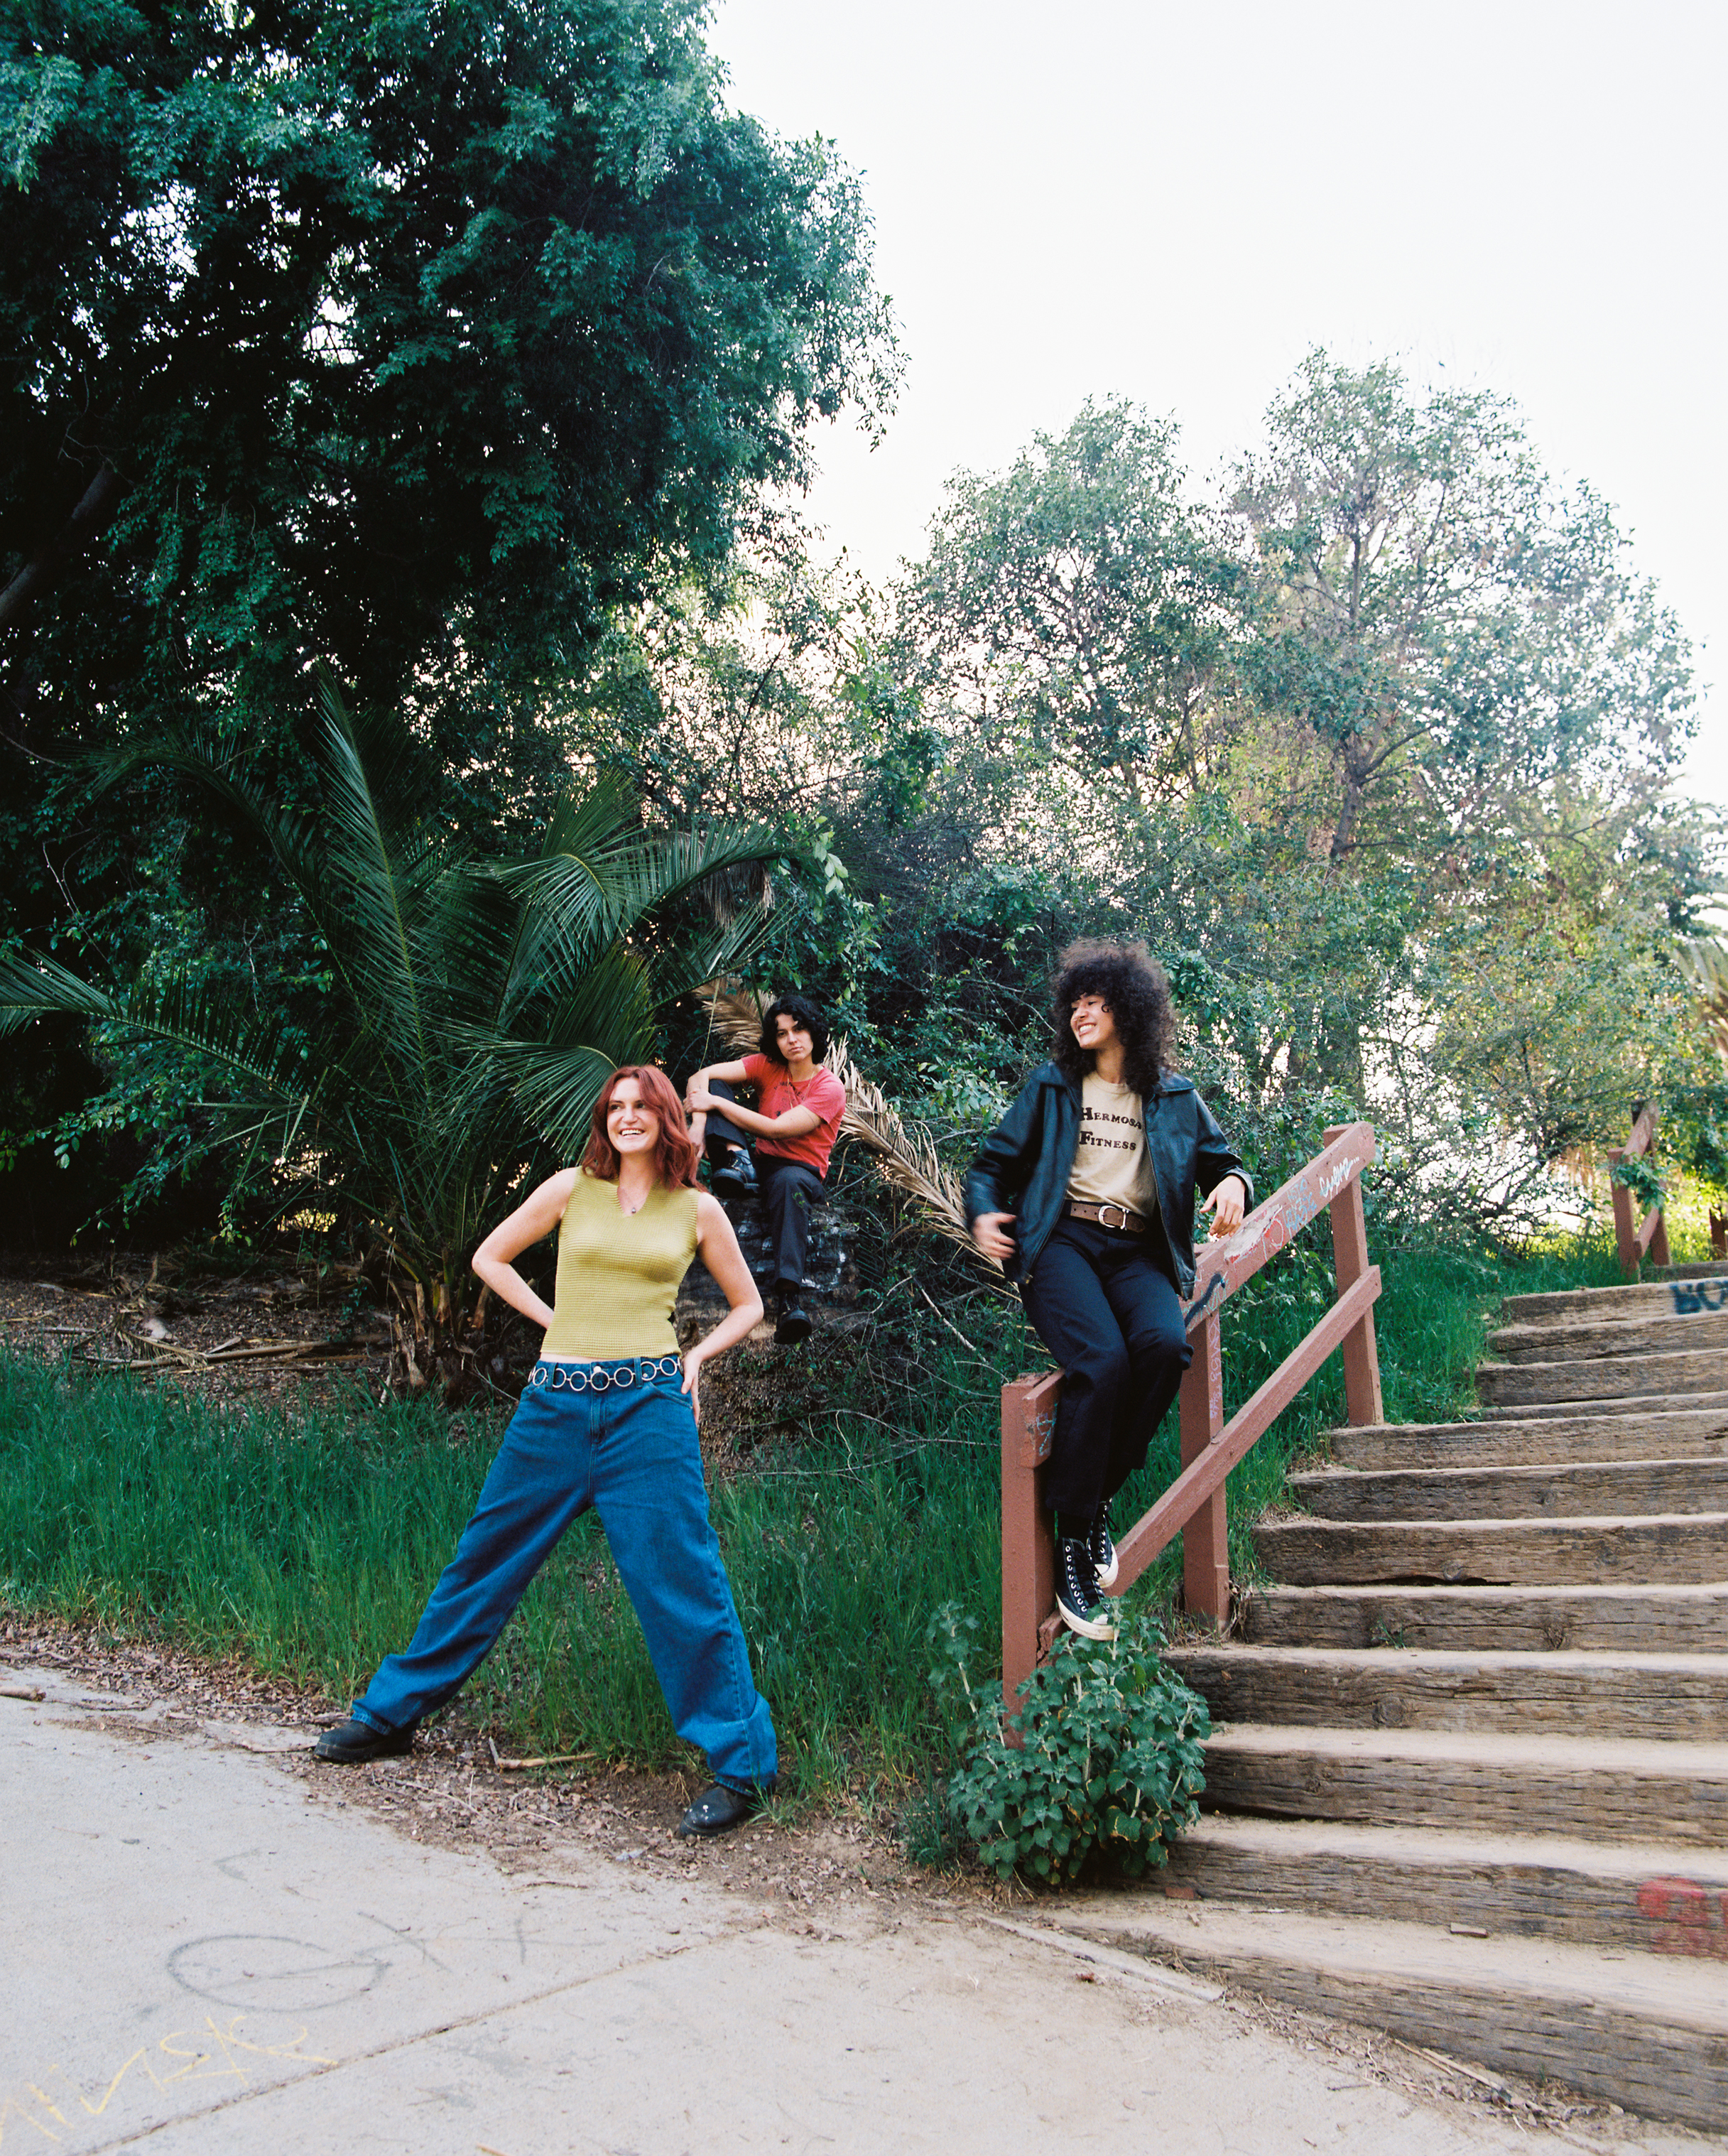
[1020,1217,1192,1520]
[352,1360,778,1792]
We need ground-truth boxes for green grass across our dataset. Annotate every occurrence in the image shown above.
[0,1225,1627,1803]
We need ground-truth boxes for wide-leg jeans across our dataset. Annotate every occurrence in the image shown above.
[1019,1216,1192,1520]
[351,1364,778,1792]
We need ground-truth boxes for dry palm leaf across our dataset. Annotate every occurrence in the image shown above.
[698,983,1001,1275]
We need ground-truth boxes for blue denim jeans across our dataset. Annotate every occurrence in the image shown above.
[352,1360,778,1792]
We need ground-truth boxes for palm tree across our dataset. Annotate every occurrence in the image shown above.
[0,676,788,1391]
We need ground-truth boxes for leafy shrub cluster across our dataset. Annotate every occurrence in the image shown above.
[927,1602,1210,1885]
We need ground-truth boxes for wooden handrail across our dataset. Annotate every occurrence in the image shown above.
[1607,1105,1670,1281]
[1001,1121,1381,1703]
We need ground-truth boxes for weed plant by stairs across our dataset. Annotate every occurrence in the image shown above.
[1055,1265,1728,2133]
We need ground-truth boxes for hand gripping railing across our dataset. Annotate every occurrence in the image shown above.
[1607,1105,1669,1281]
[1000,1122,1382,1702]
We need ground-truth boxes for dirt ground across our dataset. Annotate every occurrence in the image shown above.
[0,1252,394,1405]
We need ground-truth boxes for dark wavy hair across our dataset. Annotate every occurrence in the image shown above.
[1050,941,1174,1098]
[759,992,830,1067]
[580,1065,700,1189]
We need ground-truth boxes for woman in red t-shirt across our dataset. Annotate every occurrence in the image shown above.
[685,994,847,1345]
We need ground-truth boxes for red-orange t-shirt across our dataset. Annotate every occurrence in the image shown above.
[742,1053,847,1177]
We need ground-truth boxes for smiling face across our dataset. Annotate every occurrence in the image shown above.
[1070,993,1119,1058]
[774,1011,815,1066]
[605,1076,662,1159]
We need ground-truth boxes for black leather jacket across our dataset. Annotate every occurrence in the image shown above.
[963,1062,1252,1294]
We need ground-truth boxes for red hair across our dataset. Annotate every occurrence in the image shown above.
[580,1064,700,1189]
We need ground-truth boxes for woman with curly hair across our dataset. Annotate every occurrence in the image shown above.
[965,943,1251,1640]
[313,1064,778,1838]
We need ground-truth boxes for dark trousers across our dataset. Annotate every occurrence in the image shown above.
[1019,1215,1192,1520]
[705,1079,823,1295]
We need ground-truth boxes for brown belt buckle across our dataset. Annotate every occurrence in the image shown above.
[1098,1202,1132,1231]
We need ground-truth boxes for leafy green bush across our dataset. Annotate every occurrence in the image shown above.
[927,1602,1210,1885]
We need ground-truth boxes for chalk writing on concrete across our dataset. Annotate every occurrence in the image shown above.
[1,2017,335,2143]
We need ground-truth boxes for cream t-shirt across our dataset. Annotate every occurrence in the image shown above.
[1067,1074,1156,1215]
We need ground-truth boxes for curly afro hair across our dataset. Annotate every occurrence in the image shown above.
[1050,941,1175,1098]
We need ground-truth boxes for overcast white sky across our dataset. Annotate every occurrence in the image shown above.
[711,0,1726,806]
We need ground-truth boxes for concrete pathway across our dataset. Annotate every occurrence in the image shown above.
[0,1688,1708,2155]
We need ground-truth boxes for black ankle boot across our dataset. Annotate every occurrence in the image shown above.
[1054,1536,1117,1640]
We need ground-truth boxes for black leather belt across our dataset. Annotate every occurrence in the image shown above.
[1067,1200,1147,1234]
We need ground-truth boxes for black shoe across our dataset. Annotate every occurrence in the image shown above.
[711,1147,756,1200]
[677,1782,768,1837]
[774,1293,813,1345]
[313,1716,417,1764]
[1089,1498,1120,1591]
[1055,1537,1117,1641]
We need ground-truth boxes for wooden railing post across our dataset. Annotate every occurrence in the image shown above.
[1178,1310,1229,1625]
[1323,1123,1384,1426]
[1608,1105,1668,1281]
[1000,1373,1059,1712]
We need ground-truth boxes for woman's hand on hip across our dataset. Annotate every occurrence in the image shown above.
[681,1346,705,1423]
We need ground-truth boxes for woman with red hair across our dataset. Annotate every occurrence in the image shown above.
[314,1064,777,1838]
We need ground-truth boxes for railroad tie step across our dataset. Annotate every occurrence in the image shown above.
[1163,1814,1728,1955]
[1199,1726,1728,1846]
[1254,1508,1728,1587]
[1500,1270,1728,1325]
[1237,1581,1728,1654]
[1325,1409,1728,1470]
[1477,1347,1728,1408]
[1163,1643,1728,1738]
[1479,1385,1728,1422]
[1491,1310,1728,1363]
[1286,1455,1728,1522]
[1035,1902,1728,2134]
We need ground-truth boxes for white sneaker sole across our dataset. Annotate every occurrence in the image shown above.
[1056,1595,1119,1641]
[1093,1549,1120,1590]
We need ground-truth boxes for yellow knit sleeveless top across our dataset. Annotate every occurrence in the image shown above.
[539,1172,699,1360]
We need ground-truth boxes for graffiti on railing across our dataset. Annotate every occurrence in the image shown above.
[1182,1123,1373,1332]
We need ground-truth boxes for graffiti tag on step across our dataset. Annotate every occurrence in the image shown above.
[1638,1875,1728,1957]
[1671,1282,1728,1316]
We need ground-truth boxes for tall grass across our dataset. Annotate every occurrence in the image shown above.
[0,1227,1625,1800]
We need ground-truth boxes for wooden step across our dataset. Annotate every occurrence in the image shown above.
[1238,1581,1728,1653]
[1482,1385,1728,1421]
[1491,1310,1728,1363]
[1325,1407,1728,1470]
[1501,1272,1728,1324]
[1200,1726,1728,1844]
[1255,1510,1728,1586]
[1163,1813,1728,1954]
[1477,1347,1728,1407]
[1039,1901,1728,2133]
[1287,1456,1728,1522]
[1166,1645,1728,1737]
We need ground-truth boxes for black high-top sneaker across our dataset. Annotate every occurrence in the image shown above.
[1089,1498,1119,1591]
[1055,1536,1118,1641]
